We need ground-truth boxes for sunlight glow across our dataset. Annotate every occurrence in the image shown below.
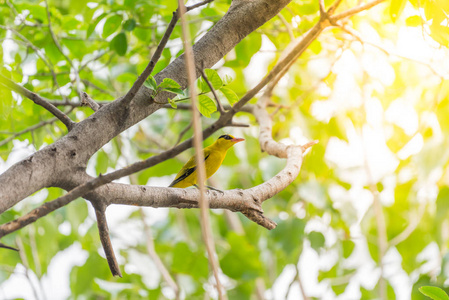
[385,98,419,136]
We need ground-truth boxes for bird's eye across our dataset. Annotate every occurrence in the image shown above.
[219,135,233,140]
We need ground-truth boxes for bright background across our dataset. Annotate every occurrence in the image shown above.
[1,0,449,299]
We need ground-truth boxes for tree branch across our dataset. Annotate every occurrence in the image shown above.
[0,118,58,148]
[121,11,179,107]
[178,1,226,298]
[93,203,122,277]
[81,92,100,112]
[121,0,215,107]
[331,0,386,21]
[200,68,226,114]
[0,74,75,130]
[45,0,82,100]
[141,209,180,299]
[0,25,65,98]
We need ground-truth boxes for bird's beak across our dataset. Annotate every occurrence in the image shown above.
[231,137,245,143]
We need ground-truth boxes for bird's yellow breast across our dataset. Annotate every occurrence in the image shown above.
[169,134,243,188]
[204,149,226,179]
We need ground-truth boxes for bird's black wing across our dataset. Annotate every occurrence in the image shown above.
[169,154,210,187]
[169,166,196,187]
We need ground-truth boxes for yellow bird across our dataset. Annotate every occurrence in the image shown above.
[169,134,244,189]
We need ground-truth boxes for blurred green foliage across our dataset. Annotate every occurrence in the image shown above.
[1,0,449,299]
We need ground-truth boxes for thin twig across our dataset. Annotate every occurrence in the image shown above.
[363,139,387,300]
[0,242,18,251]
[319,0,327,18]
[16,237,41,300]
[45,0,82,100]
[28,225,41,277]
[0,118,58,147]
[93,203,122,277]
[253,278,265,300]
[331,0,386,21]
[141,209,180,299]
[81,92,100,112]
[47,98,110,108]
[178,1,227,299]
[121,12,179,106]
[277,13,294,41]
[0,25,65,98]
[340,24,445,79]
[388,202,426,247]
[175,121,193,145]
[121,0,215,107]
[296,267,310,300]
[79,51,108,71]
[186,0,214,12]
[81,79,114,96]
[0,74,75,130]
[200,68,225,114]
[328,0,344,15]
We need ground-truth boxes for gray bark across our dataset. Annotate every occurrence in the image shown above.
[0,0,291,213]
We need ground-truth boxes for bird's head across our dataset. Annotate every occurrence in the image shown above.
[214,134,245,150]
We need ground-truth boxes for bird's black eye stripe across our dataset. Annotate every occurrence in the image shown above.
[219,134,233,140]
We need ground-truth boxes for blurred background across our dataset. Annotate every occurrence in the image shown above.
[1,0,449,299]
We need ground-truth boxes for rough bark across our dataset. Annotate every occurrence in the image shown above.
[0,0,291,213]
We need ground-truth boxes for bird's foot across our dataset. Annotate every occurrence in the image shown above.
[193,184,225,194]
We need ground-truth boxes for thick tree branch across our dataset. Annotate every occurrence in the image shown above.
[0,0,388,240]
[0,74,75,130]
[0,182,265,238]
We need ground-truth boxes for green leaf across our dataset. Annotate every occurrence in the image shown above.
[162,87,184,95]
[390,0,407,22]
[110,32,127,56]
[16,3,46,22]
[0,83,13,119]
[203,68,223,90]
[419,286,449,300]
[144,75,158,91]
[220,233,263,279]
[158,78,181,89]
[223,74,233,85]
[342,240,355,259]
[197,94,217,118]
[96,150,109,175]
[65,199,88,231]
[220,86,239,105]
[309,231,325,252]
[124,0,138,9]
[168,98,177,108]
[102,15,123,38]
[122,19,136,31]
[172,242,208,279]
